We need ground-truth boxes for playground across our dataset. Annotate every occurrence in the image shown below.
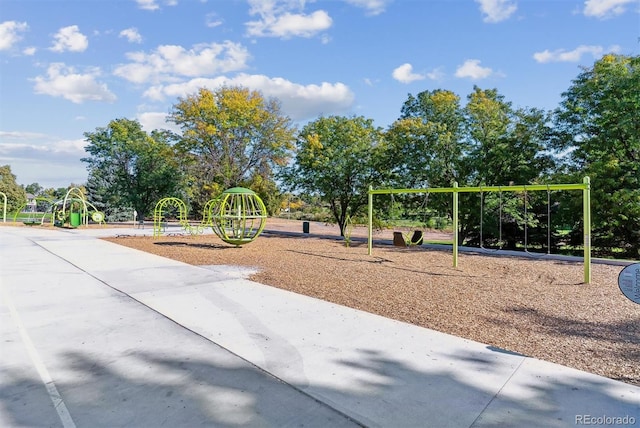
[105,217,640,387]
[2,182,638,387]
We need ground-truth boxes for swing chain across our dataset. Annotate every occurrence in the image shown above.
[523,185,552,255]
[479,186,504,251]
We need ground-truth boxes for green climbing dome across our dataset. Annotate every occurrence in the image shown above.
[209,187,267,246]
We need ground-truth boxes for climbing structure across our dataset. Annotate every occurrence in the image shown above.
[153,188,267,245]
[53,187,104,228]
[153,197,205,236]
[208,187,267,246]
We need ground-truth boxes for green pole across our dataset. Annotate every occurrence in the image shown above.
[0,192,6,223]
[453,182,459,268]
[583,176,591,284]
[368,186,373,255]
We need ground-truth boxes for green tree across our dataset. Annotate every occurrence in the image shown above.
[0,165,27,213]
[464,87,512,184]
[246,173,283,216]
[282,115,383,235]
[379,90,467,227]
[24,182,43,196]
[169,86,296,201]
[399,89,467,187]
[84,170,133,222]
[42,187,70,201]
[82,119,182,219]
[553,54,640,258]
[461,87,555,249]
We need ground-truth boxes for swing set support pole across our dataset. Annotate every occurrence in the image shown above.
[368,186,373,255]
[453,182,459,268]
[0,192,6,223]
[583,176,591,284]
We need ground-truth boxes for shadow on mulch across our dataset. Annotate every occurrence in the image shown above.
[153,241,235,250]
[285,248,478,278]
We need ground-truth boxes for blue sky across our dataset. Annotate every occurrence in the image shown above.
[1,0,638,188]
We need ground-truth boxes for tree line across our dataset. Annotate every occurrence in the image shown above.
[4,54,635,258]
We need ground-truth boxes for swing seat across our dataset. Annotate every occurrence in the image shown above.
[393,232,406,247]
[393,230,423,247]
[409,230,423,245]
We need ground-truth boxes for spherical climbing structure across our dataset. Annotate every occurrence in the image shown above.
[209,187,267,246]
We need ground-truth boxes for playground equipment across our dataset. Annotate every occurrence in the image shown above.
[479,189,503,251]
[208,187,267,246]
[0,191,6,223]
[388,192,430,246]
[153,197,206,236]
[523,187,552,256]
[12,196,53,225]
[153,187,267,246]
[10,188,104,227]
[368,177,592,283]
[53,187,104,228]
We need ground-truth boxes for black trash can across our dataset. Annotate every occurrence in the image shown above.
[303,221,310,233]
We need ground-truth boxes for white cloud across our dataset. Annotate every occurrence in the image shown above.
[206,13,223,28]
[425,67,445,81]
[344,0,391,16]
[50,25,88,53]
[32,63,117,103]
[247,10,332,38]
[475,0,518,23]
[454,59,494,79]
[137,111,181,132]
[135,0,178,10]
[0,132,88,187]
[136,0,159,10]
[246,0,332,38]
[23,46,36,55]
[583,0,635,18]
[142,73,355,121]
[113,41,250,84]
[0,21,28,51]
[392,63,425,84]
[119,27,143,43]
[0,130,51,141]
[532,45,613,63]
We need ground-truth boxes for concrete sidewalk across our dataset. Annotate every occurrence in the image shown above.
[1,226,638,427]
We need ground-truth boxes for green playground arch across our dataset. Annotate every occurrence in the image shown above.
[153,197,206,236]
[13,196,54,225]
[0,191,6,223]
[153,187,267,246]
[368,177,592,283]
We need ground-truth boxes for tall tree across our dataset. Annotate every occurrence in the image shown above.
[0,165,27,213]
[391,89,467,188]
[464,86,512,185]
[379,90,468,225]
[82,119,182,218]
[553,54,640,258]
[169,86,296,200]
[461,87,555,248]
[282,115,384,235]
[24,182,43,196]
